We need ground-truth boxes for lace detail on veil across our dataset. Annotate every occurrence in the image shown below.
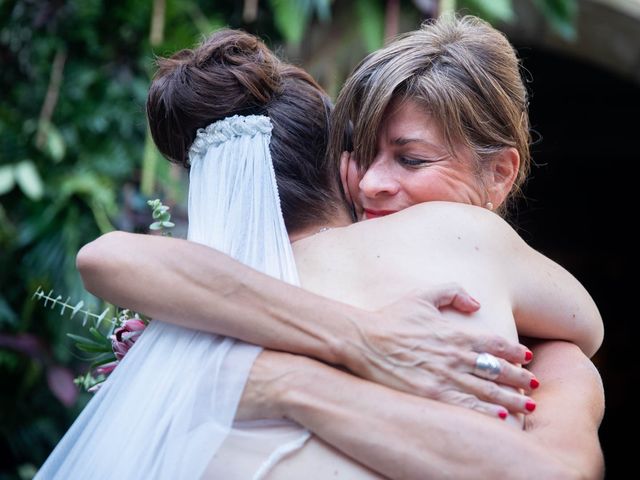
[189,115,273,158]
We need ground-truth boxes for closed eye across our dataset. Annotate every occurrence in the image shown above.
[398,156,445,168]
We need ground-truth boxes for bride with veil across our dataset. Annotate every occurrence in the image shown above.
[36,30,328,480]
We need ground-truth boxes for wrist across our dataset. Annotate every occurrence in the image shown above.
[257,351,316,420]
[327,306,371,374]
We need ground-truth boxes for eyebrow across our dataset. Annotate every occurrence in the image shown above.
[392,137,440,148]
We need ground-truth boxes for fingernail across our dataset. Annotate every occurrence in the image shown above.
[524,350,533,362]
[470,296,481,306]
[530,378,540,389]
[498,410,508,420]
[525,400,536,412]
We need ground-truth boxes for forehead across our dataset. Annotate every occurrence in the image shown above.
[380,98,445,144]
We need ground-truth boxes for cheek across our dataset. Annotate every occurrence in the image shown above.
[403,170,475,204]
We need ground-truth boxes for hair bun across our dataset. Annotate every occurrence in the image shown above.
[193,29,281,105]
[148,29,284,166]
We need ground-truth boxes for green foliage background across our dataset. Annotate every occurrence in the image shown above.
[0,0,576,477]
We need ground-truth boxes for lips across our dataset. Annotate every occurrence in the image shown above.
[363,209,397,220]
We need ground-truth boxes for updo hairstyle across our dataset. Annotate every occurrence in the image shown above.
[146,29,341,233]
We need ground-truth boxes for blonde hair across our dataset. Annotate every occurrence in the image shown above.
[329,15,531,212]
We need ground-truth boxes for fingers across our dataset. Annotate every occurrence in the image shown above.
[438,390,511,420]
[438,390,527,421]
[416,283,481,313]
[448,371,537,417]
[474,334,534,365]
[463,350,538,392]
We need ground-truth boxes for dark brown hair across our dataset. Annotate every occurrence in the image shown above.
[329,15,531,215]
[146,29,342,233]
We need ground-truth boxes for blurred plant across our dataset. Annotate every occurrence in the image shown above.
[437,0,578,40]
[32,288,148,393]
[29,198,171,394]
[0,0,578,477]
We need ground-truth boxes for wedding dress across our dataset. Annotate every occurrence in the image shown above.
[36,115,310,479]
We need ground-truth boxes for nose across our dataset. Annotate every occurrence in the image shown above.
[358,157,400,198]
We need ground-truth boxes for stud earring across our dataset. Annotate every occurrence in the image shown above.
[485,202,494,211]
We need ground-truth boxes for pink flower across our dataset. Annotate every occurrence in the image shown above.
[96,361,118,375]
[88,383,103,393]
[111,318,146,361]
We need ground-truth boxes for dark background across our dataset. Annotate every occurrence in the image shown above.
[514,45,636,478]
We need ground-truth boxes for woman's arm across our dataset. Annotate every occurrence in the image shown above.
[509,244,603,357]
[77,231,535,407]
[421,201,604,357]
[240,340,604,480]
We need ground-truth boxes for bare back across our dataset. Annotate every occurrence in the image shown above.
[262,203,523,478]
[213,202,600,479]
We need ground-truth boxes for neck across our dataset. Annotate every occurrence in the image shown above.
[289,206,353,243]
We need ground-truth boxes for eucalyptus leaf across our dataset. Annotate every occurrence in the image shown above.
[14,161,44,200]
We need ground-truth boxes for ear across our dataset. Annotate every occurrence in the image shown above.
[339,151,353,206]
[339,151,363,220]
[486,147,520,208]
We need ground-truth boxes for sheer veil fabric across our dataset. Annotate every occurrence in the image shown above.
[36,115,310,479]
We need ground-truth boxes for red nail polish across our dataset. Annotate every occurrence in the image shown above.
[498,411,508,420]
[524,351,533,362]
[525,401,536,412]
[530,378,540,389]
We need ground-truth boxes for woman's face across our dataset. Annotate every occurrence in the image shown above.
[344,99,486,221]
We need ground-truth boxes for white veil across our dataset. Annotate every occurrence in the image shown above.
[36,115,310,479]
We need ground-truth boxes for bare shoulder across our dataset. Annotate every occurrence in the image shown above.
[389,201,520,238]
[373,201,526,258]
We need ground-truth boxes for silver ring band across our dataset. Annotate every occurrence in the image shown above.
[474,352,502,380]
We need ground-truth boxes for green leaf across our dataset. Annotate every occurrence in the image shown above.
[0,165,15,195]
[0,295,18,327]
[313,0,332,22]
[356,0,384,52]
[45,124,66,162]
[14,161,44,201]
[269,0,309,45]
[89,353,117,369]
[533,0,577,41]
[462,0,515,24]
[75,343,112,353]
[66,333,105,348]
[89,326,112,345]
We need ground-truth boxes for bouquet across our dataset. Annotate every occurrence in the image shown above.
[33,199,174,392]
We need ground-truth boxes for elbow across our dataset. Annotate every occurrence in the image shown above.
[76,231,126,295]
[588,322,604,358]
[541,458,604,480]
[580,314,604,359]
